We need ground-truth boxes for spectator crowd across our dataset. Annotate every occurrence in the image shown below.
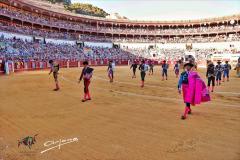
[1,6,240,43]
[0,37,137,62]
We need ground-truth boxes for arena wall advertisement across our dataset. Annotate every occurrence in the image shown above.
[209,53,240,65]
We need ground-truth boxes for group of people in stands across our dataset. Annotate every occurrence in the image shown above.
[1,6,239,34]
[101,25,240,35]
[1,35,239,68]
[1,35,238,70]
[2,21,239,44]
[124,47,239,63]
[0,37,137,62]
[1,6,240,43]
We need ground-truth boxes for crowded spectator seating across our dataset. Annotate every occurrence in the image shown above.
[0,4,240,43]
[0,37,138,62]
[1,36,238,63]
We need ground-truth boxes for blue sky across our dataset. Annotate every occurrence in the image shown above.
[71,0,240,20]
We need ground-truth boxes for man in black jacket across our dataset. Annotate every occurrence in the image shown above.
[130,61,138,78]
[206,61,215,92]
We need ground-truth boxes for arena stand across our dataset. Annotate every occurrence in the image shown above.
[0,31,143,74]
[0,1,240,43]
[0,0,240,74]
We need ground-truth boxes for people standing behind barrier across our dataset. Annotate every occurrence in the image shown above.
[222,61,231,82]
[235,57,240,78]
[139,60,148,87]
[215,60,223,86]
[130,61,138,78]
[0,59,6,74]
[206,61,215,92]
[161,60,168,81]
[40,60,44,69]
[48,60,60,91]
[4,59,9,75]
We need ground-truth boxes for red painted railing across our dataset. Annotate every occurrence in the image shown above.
[0,59,172,74]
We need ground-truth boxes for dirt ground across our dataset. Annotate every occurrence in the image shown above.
[0,66,239,160]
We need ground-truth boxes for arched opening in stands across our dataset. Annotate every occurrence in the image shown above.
[23,21,32,27]
[43,25,51,31]
[51,27,59,32]
[68,29,76,33]
[105,33,112,38]
[12,19,22,25]
[134,35,141,40]
[33,23,42,29]
[59,28,67,33]
[120,34,126,39]
[0,15,11,22]
[97,32,105,37]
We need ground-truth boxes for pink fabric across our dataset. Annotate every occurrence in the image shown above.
[182,71,211,105]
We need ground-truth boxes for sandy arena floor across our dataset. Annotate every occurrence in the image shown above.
[0,66,239,160]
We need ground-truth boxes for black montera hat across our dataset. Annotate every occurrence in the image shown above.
[183,61,194,68]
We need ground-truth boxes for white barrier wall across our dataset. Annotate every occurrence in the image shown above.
[45,38,76,45]
[118,43,156,49]
[192,42,240,50]
[0,31,77,45]
[156,43,186,49]
[0,31,33,42]
[118,41,240,50]
[84,41,113,48]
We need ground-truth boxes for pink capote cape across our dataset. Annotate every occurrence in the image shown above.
[182,71,211,106]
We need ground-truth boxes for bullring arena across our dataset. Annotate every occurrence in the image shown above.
[0,0,240,160]
[0,66,240,160]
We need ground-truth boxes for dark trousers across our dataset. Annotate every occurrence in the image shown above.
[133,68,136,76]
[141,71,146,81]
[223,70,229,78]
[162,69,167,77]
[216,72,222,81]
[207,76,215,86]
[186,103,191,107]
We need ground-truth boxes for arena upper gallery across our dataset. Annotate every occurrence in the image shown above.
[0,0,240,43]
